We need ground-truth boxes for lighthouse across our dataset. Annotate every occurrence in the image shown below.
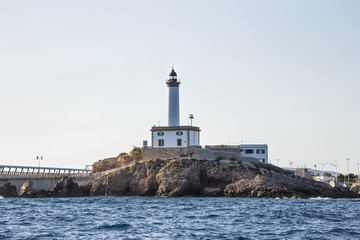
[150,68,200,148]
[167,68,180,126]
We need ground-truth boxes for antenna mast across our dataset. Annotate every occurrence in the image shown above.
[189,114,194,126]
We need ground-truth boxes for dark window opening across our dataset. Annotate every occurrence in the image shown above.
[256,149,266,154]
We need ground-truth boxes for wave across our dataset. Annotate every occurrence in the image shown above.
[310,197,330,200]
[0,195,3,199]
[96,222,131,231]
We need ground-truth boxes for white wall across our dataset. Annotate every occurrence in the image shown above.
[240,144,268,163]
[152,130,187,148]
[189,131,199,146]
[152,130,200,148]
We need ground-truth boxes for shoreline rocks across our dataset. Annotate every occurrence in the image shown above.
[2,157,359,199]
[0,183,18,198]
[16,177,92,198]
[88,158,359,199]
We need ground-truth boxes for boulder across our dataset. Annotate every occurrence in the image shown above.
[0,183,18,198]
[329,181,341,189]
[341,184,350,193]
[48,176,82,197]
[350,183,360,194]
[19,181,33,196]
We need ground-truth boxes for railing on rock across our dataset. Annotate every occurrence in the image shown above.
[0,165,91,177]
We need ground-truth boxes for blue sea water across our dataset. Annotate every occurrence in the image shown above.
[0,197,359,240]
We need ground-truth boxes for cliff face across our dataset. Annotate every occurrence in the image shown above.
[89,158,358,199]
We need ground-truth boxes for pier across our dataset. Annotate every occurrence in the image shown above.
[0,165,95,193]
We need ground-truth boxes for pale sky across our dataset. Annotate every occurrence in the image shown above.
[0,1,359,174]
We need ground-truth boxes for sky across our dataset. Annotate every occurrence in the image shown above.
[0,0,359,174]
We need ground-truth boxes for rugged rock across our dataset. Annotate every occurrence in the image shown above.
[156,159,202,197]
[91,159,161,196]
[340,183,351,193]
[89,158,360,199]
[19,181,33,196]
[92,148,143,173]
[92,157,118,174]
[81,181,94,196]
[329,180,341,189]
[11,156,359,199]
[48,176,92,197]
[350,186,359,194]
[22,189,49,198]
[0,183,18,198]
[18,177,93,198]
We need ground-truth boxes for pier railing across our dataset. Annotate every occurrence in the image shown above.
[0,165,92,177]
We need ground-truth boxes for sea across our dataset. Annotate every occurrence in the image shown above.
[0,196,359,240]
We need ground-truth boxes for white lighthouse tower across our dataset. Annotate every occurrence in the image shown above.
[167,68,180,126]
[151,68,200,148]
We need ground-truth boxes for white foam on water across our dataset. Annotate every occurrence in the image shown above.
[0,195,4,199]
[310,197,330,200]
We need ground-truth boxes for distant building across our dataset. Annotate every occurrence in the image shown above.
[151,68,200,148]
[294,168,315,178]
[205,144,268,164]
[151,126,200,148]
[240,144,268,163]
[314,176,336,183]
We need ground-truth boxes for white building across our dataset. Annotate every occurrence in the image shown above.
[151,68,201,148]
[151,126,200,148]
[240,144,268,163]
[205,144,268,163]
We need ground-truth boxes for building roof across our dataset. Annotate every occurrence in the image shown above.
[151,125,200,132]
[240,144,268,148]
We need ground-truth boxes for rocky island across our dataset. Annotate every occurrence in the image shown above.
[1,148,359,199]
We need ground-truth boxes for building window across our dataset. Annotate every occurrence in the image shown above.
[240,149,244,152]
[177,139,182,146]
[245,149,254,154]
[258,159,265,163]
[256,149,265,154]
[157,132,164,136]
[159,139,164,146]
[176,131,183,136]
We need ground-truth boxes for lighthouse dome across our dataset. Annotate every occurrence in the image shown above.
[169,69,177,77]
